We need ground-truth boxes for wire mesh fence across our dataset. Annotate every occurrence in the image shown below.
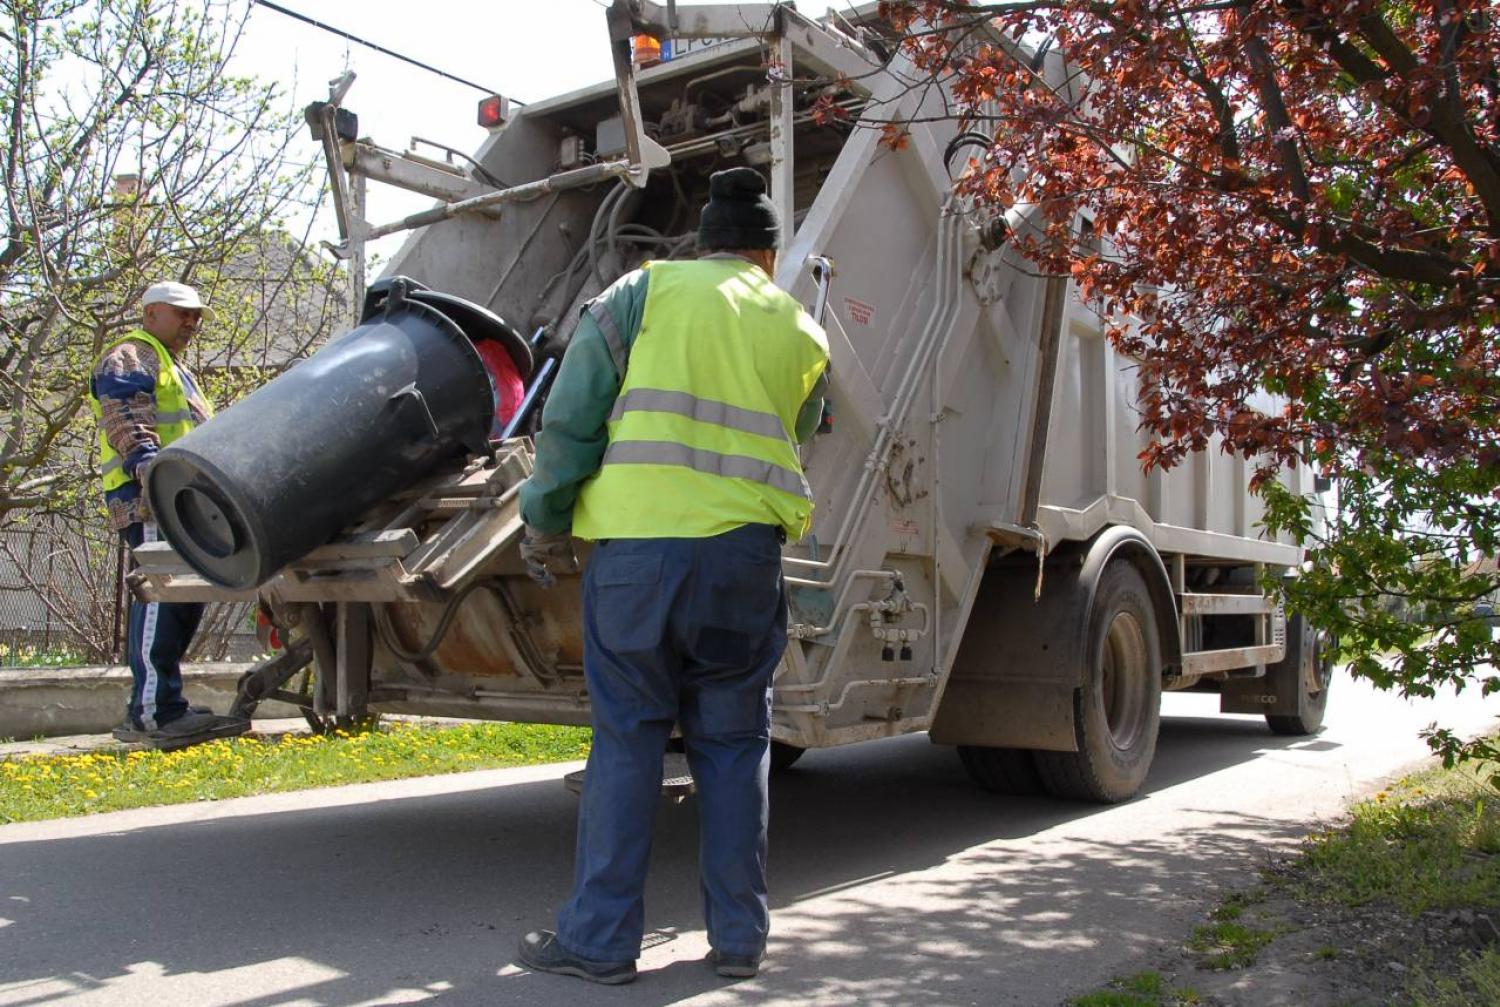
[0,515,259,666]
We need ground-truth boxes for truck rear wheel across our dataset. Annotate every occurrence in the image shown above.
[1035,562,1162,803]
[957,745,1044,795]
[1265,614,1332,736]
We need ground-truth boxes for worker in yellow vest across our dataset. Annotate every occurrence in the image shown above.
[90,281,248,751]
[515,168,829,985]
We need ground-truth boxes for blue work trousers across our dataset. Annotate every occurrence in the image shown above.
[122,522,204,730]
[556,523,788,962]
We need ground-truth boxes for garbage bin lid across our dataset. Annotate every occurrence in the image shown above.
[408,290,533,382]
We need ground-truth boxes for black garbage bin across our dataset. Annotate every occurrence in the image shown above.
[146,278,504,590]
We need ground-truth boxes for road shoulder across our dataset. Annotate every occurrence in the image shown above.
[1067,749,1500,1007]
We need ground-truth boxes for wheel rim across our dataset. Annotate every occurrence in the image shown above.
[1305,628,1334,697]
[1101,610,1151,751]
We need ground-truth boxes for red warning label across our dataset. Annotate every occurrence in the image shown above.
[843,297,876,326]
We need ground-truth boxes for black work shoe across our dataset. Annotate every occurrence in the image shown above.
[143,712,249,752]
[516,930,637,985]
[111,720,149,744]
[707,948,763,978]
[112,708,227,745]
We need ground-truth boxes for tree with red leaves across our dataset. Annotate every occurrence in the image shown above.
[879,0,1500,768]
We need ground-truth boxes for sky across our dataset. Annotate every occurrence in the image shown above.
[230,0,841,259]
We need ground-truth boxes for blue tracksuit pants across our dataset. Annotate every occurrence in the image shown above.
[556,523,788,962]
[122,522,204,730]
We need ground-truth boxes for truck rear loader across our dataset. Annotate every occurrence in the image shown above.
[132,1,1332,804]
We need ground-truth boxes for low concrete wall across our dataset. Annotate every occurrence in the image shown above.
[0,664,304,739]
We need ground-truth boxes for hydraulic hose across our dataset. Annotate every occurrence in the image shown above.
[373,577,497,664]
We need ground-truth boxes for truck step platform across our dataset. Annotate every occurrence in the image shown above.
[563,752,696,803]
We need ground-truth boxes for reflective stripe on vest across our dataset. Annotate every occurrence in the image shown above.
[90,329,211,493]
[588,300,629,378]
[609,388,790,443]
[602,439,811,499]
[571,258,829,541]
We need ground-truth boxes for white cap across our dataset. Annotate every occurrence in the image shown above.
[142,281,215,322]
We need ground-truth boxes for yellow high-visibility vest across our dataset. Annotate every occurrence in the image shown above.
[90,329,213,492]
[572,258,829,540]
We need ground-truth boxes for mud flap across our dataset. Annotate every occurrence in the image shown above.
[931,680,1079,751]
[1218,669,1291,715]
[1221,614,1320,717]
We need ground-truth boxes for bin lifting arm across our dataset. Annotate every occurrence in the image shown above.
[317,8,673,252]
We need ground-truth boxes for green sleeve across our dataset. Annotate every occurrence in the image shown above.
[518,269,651,533]
[793,370,830,444]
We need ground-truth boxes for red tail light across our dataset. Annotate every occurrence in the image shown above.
[477,94,509,130]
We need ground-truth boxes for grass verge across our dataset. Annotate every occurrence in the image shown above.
[1068,970,1201,1006]
[1406,947,1500,1006]
[1304,756,1500,1004]
[0,642,89,668]
[1295,761,1500,915]
[1071,742,1500,1005]
[1185,920,1275,970]
[0,721,591,823]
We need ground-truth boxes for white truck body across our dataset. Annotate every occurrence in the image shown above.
[135,3,1327,801]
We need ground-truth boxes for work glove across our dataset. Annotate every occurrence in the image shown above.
[519,526,578,588]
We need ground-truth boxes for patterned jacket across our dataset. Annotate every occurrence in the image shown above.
[91,338,212,531]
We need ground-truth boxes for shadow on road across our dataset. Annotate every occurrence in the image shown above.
[0,707,1327,1006]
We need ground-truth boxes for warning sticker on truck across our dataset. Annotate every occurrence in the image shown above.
[843,297,876,326]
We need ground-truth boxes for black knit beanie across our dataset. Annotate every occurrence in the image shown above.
[697,167,779,251]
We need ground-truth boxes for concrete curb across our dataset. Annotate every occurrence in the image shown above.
[0,663,304,739]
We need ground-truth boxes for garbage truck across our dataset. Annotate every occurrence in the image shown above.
[130,1,1332,803]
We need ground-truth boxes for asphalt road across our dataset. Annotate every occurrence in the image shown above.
[2,676,1496,1007]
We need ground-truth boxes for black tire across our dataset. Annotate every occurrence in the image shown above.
[1265,614,1332,735]
[957,745,1045,795]
[1035,562,1163,803]
[770,741,805,771]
